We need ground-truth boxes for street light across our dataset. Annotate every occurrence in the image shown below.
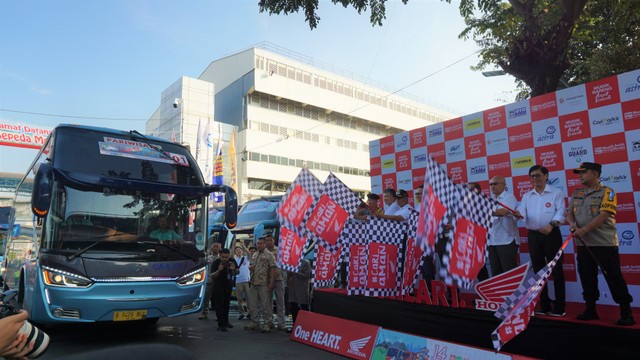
[482,69,569,88]
[173,98,184,143]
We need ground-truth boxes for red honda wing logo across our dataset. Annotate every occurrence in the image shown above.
[475,263,529,312]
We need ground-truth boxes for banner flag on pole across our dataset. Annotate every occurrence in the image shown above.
[417,157,459,256]
[441,183,497,289]
[402,210,425,295]
[276,168,324,272]
[312,243,344,288]
[229,129,238,193]
[212,123,223,203]
[195,119,202,161]
[491,235,573,352]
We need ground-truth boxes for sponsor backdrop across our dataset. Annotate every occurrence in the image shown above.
[369,69,640,306]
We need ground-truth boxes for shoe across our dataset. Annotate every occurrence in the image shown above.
[261,325,271,333]
[238,314,245,320]
[616,316,636,326]
[226,323,234,328]
[198,314,208,320]
[577,310,599,321]
[217,326,228,332]
[244,322,259,330]
[534,306,552,316]
[549,309,566,317]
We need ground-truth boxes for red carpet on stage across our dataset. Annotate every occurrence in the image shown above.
[313,288,639,360]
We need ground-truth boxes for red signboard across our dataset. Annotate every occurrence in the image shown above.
[380,135,395,155]
[427,142,446,165]
[278,184,314,227]
[592,132,628,164]
[586,75,621,109]
[305,194,349,246]
[279,227,306,268]
[290,311,379,359]
[622,98,640,130]
[559,110,591,141]
[507,123,534,151]
[444,117,463,141]
[483,105,507,131]
[366,242,398,290]
[530,91,558,121]
[464,133,486,159]
[535,143,565,172]
[410,127,426,148]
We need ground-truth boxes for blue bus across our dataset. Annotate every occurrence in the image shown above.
[1,125,237,324]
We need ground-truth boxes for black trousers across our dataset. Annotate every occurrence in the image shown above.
[213,287,232,326]
[528,227,565,310]
[488,241,519,276]
[289,302,309,323]
[577,246,633,305]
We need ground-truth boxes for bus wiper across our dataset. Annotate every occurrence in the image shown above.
[137,241,198,262]
[67,241,102,261]
[129,130,178,164]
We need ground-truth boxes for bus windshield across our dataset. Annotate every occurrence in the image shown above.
[53,127,203,186]
[43,183,205,260]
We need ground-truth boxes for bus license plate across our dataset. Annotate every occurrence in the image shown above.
[113,310,148,321]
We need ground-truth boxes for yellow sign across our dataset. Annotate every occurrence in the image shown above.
[512,156,534,169]
[113,310,148,321]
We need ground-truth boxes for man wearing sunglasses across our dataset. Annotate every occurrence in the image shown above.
[514,165,566,317]
[567,162,635,326]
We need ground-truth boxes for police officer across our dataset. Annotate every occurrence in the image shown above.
[567,162,635,326]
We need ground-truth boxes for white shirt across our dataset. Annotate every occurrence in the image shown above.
[516,185,566,230]
[234,255,251,283]
[489,191,519,246]
[384,202,400,215]
[393,203,413,222]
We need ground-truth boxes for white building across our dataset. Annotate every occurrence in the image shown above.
[146,43,454,204]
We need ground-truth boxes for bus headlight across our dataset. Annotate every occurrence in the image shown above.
[177,267,207,286]
[42,266,93,288]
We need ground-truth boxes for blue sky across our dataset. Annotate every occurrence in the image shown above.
[0,0,516,173]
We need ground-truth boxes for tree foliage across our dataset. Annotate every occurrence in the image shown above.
[258,0,640,98]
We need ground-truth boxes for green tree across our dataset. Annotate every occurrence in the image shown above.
[258,0,640,97]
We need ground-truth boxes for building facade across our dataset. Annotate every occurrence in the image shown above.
[146,43,453,204]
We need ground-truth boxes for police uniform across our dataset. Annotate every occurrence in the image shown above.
[570,182,634,309]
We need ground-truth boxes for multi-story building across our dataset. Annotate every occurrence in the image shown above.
[146,43,454,204]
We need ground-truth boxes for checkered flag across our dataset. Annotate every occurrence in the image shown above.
[441,184,497,289]
[306,173,361,253]
[363,217,405,297]
[312,241,345,288]
[417,157,460,256]
[403,210,425,295]
[491,235,572,352]
[276,168,324,272]
[277,167,324,236]
[341,220,369,295]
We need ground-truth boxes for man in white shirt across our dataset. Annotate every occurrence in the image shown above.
[233,244,251,320]
[376,189,413,222]
[514,165,566,317]
[488,176,519,276]
[383,188,401,215]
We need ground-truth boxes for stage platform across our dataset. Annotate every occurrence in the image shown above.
[313,288,639,360]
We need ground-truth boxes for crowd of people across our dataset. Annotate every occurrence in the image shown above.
[199,233,311,334]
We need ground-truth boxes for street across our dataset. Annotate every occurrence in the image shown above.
[37,305,343,359]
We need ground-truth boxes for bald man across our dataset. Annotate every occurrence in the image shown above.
[488,176,519,276]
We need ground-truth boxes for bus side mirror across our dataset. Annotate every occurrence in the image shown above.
[31,163,53,218]
[224,187,237,229]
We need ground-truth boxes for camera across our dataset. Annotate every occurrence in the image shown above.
[0,290,50,359]
[173,98,180,108]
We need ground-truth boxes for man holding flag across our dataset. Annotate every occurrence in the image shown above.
[567,162,635,326]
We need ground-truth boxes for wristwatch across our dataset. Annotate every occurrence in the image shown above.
[549,221,560,227]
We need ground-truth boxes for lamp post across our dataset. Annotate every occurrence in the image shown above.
[482,70,569,89]
[173,98,184,143]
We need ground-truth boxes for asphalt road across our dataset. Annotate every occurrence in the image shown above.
[36,306,343,359]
